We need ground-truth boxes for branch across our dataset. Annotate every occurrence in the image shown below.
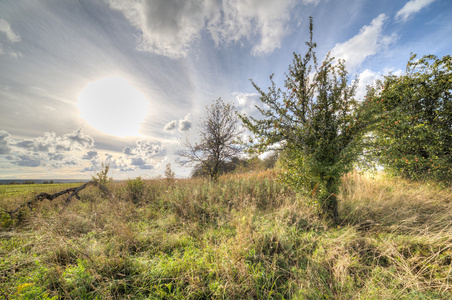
[3,181,113,218]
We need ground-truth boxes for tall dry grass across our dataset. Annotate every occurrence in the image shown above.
[0,171,450,299]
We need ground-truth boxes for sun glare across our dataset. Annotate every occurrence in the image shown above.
[78,76,149,137]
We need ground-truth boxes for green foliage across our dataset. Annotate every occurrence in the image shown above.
[191,152,278,177]
[126,176,145,204]
[240,18,371,223]
[366,54,452,182]
[91,163,113,186]
[1,210,12,227]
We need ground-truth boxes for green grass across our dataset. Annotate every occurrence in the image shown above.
[0,183,81,198]
[0,171,451,299]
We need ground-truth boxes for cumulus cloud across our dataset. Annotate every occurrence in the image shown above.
[163,120,178,131]
[211,0,296,56]
[131,157,146,166]
[330,14,397,70]
[178,114,192,131]
[233,92,259,107]
[355,69,382,101]
[395,0,435,22]
[232,91,263,118]
[121,140,166,171]
[109,0,297,58]
[0,129,96,168]
[11,154,41,167]
[0,19,21,43]
[82,150,98,160]
[0,130,12,155]
[163,114,192,132]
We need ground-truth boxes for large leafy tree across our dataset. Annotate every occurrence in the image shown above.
[240,18,373,223]
[366,54,452,182]
[178,98,242,181]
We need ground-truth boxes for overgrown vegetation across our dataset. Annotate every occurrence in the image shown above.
[0,171,451,299]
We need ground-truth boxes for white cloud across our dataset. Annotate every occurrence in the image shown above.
[109,0,296,58]
[109,0,218,58]
[355,69,381,100]
[121,140,166,170]
[211,0,296,56]
[1,129,96,168]
[232,92,258,107]
[330,14,397,70]
[0,130,12,155]
[395,0,435,22]
[82,150,98,160]
[163,120,178,131]
[163,114,192,132]
[178,114,192,131]
[0,19,21,43]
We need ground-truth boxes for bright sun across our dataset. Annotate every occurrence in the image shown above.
[78,76,149,137]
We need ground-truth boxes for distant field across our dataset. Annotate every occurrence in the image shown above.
[0,183,82,198]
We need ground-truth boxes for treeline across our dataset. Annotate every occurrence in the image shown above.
[191,152,278,178]
[0,180,55,185]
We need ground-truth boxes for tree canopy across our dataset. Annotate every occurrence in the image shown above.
[366,54,452,182]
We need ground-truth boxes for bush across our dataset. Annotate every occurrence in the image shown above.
[126,177,145,204]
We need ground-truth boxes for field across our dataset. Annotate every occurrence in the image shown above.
[0,171,451,299]
[0,183,82,198]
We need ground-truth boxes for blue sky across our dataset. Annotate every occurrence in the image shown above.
[0,0,450,179]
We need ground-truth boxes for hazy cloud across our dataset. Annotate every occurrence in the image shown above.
[0,19,21,43]
[109,0,297,58]
[395,0,435,22]
[330,14,397,70]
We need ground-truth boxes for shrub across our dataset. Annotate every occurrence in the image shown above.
[126,177,145,204]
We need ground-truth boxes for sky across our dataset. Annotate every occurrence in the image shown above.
[0,0,451,180]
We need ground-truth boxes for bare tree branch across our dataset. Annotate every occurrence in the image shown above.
[3,181,113,218]
[177,98,243,180]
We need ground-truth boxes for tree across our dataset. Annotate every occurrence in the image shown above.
[164,163,176,184]
[91,163,113,186]
[366,54,452,182]
[178,98,243,181]
[240,18,373,223]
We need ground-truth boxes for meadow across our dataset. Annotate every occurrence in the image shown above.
[0,171,451,299]
[0,183,82,198]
